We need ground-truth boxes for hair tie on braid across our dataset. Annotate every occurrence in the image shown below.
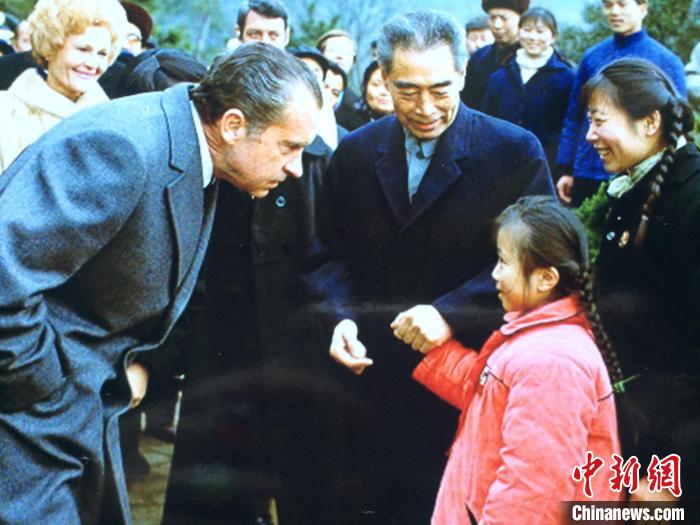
[612,373,641,394]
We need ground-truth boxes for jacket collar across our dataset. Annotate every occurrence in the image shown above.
[481,41,519,65]
[160,83,200,174]
[500,295,585,336]
[613,28,647,46]
[374,104,473,226]
[375,102,473,159]
[540,51,571,72]
[665,142,700,185]
[9,68,108,118]
[507,50,570,80]
[304,134,331,157]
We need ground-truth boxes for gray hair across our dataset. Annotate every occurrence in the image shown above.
[377,10,467,75]
[191,43,322,133]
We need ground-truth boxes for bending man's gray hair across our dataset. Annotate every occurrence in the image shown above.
[191,42,322,133]
[378,10,467,75]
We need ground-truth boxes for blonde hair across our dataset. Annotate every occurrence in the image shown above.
[28,0,127,68]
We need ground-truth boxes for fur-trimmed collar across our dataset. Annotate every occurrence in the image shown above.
[8,68,108,119]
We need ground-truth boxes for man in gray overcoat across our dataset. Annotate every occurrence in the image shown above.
[0,43,321,524]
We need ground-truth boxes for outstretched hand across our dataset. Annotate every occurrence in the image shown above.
[391,305,452,354]
[329,319,373,374]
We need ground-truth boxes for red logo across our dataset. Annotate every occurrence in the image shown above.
[572,451,605,498]
[572,453,682,499]
[609,454,641,493]
[647,454,682,497]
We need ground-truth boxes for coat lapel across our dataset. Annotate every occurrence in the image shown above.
[374,118,411,224]
[160,84,205,288]
[165,173,203,287]
[506,58,525,92]
[404,105,472,226]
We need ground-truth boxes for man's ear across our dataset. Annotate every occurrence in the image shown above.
[284,27,291,47]
[219,108,247,145]
[639,2,649,20]
[234,24,241,39]
[536,266,560,293]
[456,58,467,91]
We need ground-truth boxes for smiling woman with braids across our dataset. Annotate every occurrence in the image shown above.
[582,57,699,508]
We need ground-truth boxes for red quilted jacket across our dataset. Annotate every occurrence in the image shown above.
[414,296,622,524]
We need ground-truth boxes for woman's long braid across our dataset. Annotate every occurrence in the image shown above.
[575,266,625,391]
[633,100,685,249]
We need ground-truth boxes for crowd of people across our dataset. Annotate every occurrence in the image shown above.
[0,0,698,524]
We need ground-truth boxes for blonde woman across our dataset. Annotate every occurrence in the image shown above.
[0,0,127,172]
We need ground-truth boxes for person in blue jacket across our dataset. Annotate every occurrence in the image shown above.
[482,7,574,175]
[555,0,686,206]
[460,0,529,109]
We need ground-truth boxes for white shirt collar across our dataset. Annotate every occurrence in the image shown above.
[190,101,214,187]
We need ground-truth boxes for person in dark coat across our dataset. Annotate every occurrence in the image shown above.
[316,28,362,130]
[582,58,699,515]
[337,60,394,131]
[0,43,321,525]
[162,131,344,524]
[460,0,529,109]
[305,10,554,524]
[482,8,574,174]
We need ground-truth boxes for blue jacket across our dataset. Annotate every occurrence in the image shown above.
[461,42,519,109]
[482,51,575,171]
[557,30,687,181]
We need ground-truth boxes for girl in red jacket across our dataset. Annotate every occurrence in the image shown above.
[414,196,624,524]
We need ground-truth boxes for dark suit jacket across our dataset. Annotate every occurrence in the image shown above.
[162,136,342,525]
[461,42,518,109]
[595,143,700,506]
[310,103,553,345]
[304,104,553,521]
[0,84,216,524]
[334,88,362,131]
[482,51,575,173]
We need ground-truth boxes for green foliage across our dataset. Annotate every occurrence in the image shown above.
[289,0,340,49]
[154,26,194,55]
[558,0,700,64]
[574,182,611,263]
[0,0,35,19]
[136,0,229,63]
[558,4,609,63]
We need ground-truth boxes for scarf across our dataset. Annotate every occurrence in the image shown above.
[515,47,553,84]
[607,136,687,199]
